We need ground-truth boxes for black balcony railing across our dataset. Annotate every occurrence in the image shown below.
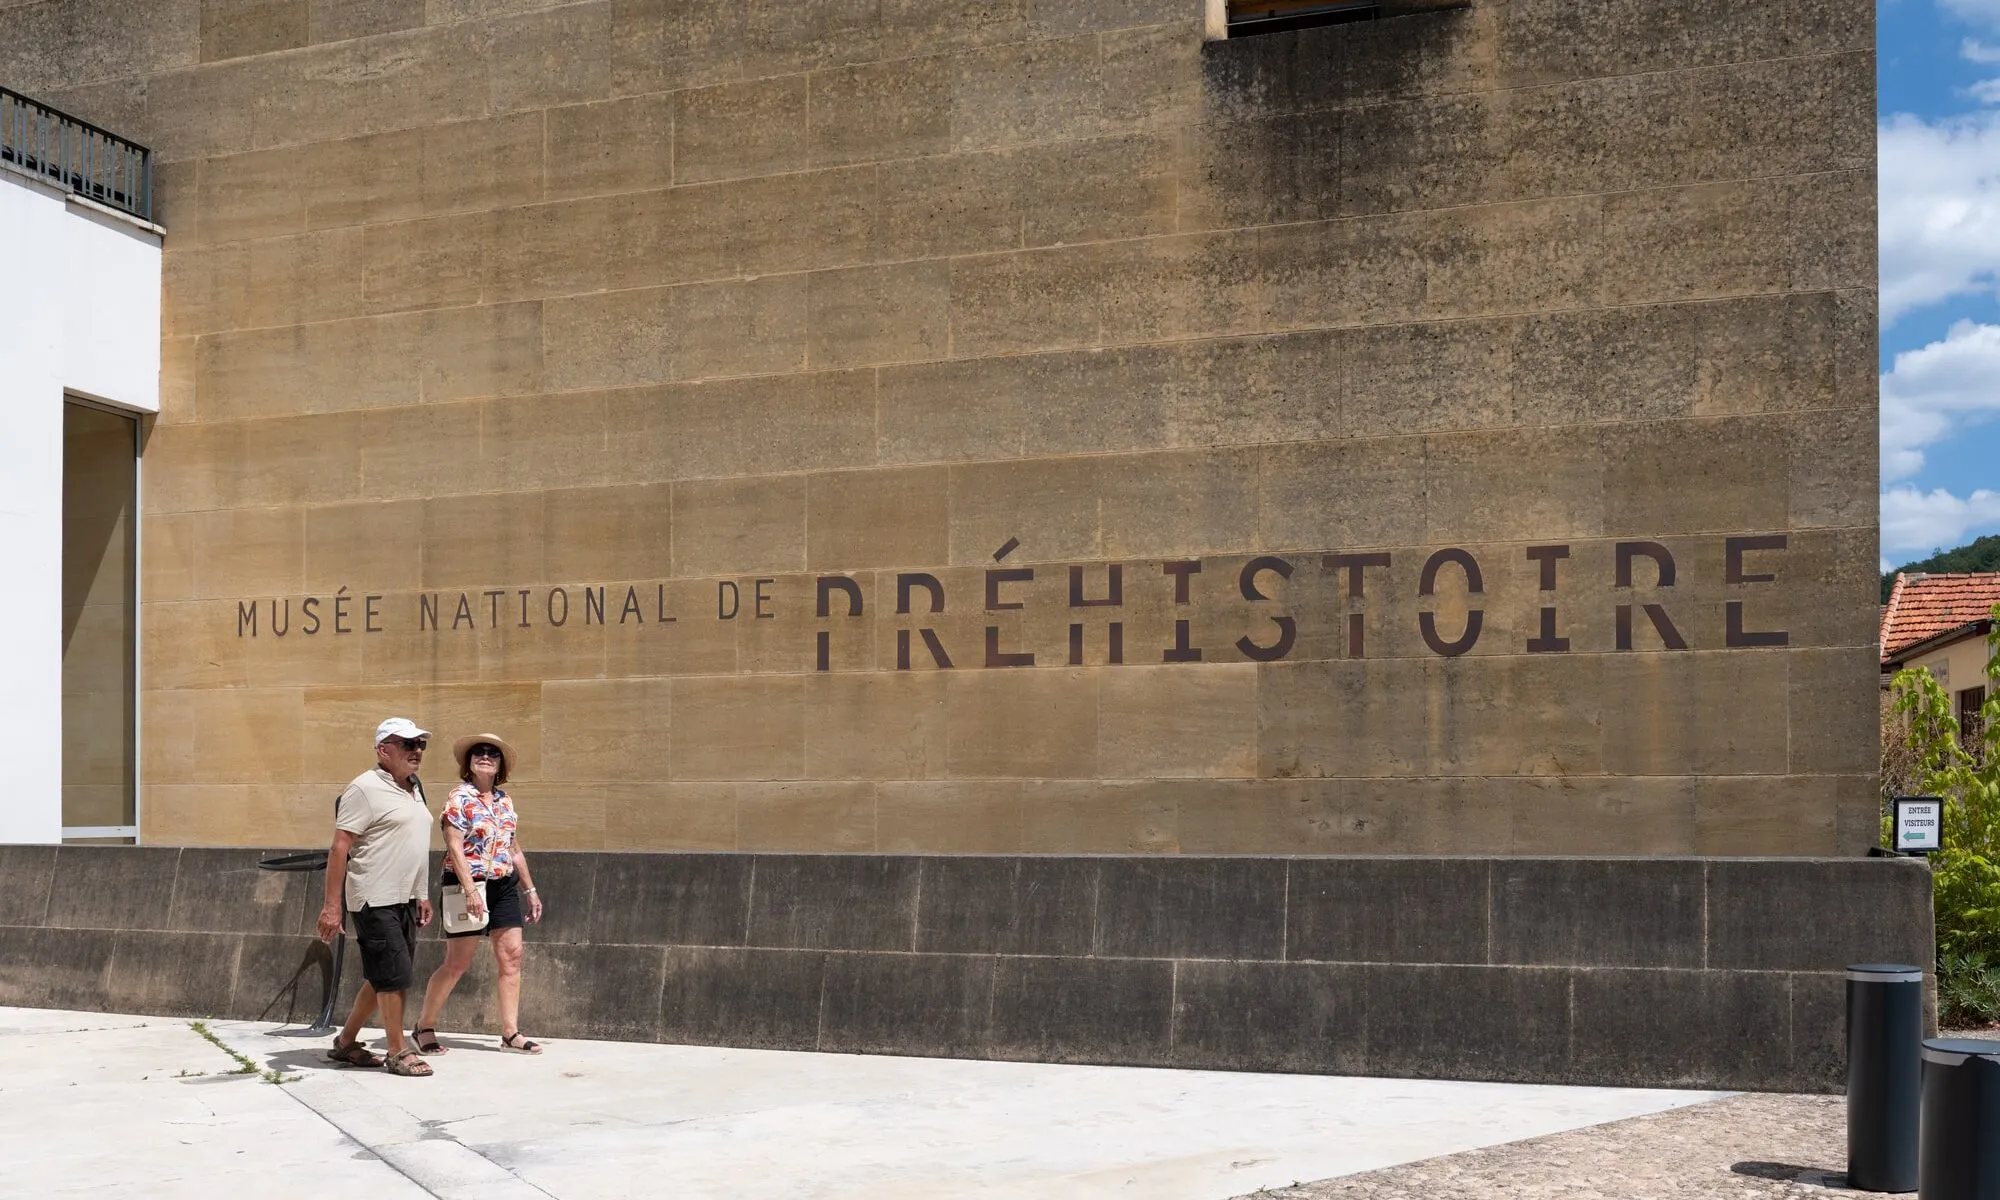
[0,85,152,222]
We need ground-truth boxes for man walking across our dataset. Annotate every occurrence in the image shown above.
[316,717,436,1077]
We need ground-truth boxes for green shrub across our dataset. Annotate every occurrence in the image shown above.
[1938,952,2000,1028]
[1889,611,2000,1027]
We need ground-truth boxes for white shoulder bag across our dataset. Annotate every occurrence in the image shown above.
[442,881,489,934]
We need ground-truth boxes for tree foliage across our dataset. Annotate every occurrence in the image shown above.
[1889,611,2000,1024]
[1881,533,2000,603]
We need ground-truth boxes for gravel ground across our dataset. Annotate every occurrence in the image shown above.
[1242,1027,2000,1200]
[1234,1092,1850,1199]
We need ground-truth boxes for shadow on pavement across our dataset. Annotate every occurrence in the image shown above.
[1731,1161,1851,1189]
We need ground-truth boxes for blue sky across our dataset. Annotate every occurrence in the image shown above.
[1878,0,2000,565]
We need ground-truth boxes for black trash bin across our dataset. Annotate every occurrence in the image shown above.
[1918,1038,2000,1200]
[1848,964,1923,1193]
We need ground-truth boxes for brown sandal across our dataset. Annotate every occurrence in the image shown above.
[327,1037,382,1068]
[412,1027,447,1055]
[384,1047,434,1077]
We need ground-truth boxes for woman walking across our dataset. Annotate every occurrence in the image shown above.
[412,733,545,1055]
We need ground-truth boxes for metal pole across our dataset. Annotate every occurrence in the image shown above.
[1847,964,1923,1192]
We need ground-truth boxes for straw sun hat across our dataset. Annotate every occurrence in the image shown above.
[452,732,518,775]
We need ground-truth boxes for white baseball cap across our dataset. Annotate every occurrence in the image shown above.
[375,717,430,745]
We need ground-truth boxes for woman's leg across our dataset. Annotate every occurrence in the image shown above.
[490,926,526,1038]
[416,935,480,1032]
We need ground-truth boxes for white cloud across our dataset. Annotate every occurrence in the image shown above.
[1883,484,2000,558]
[1965,37,2000,63]
[1879,109,2000,323]
[1944,0,2000,28]
[1881,319,2000,483]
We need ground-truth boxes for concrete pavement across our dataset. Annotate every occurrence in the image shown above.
[0,1005,1728,1199]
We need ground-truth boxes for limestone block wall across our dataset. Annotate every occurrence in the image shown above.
[0,845,1934,1092]
[3,0,1879,853]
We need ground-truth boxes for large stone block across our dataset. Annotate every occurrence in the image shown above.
[231,931,331,1024]
[807,261,951,370]
[188,507,304,601]
[658,945,825,1050]
[876,782,1025,852]
[1488,0,1869,92]
[543,276,806,393]
[46,846,182,931]
[546,92,675,201]
[104,929,242,1018]
[819,952,997,1057]
[1094,857,1286,960]
[1288,857,1488,964]
[511,848,598,945]
[0,0,199,97]
[987,956,1174,1065]
[915,855,1097,956]
[1019,780,1179,853]
[0,845,57,927]
[541,484,675,591]
[525,942,668,1042]
[603,782,739,850]
[743,855,920,951]
[674,74,808,184]
[944,669,1100,779]
[1786,969,1850,1092]
[542,678,674,783]
[735,782,879,852]
[1172,960,1368,1073]
[668,675,806,781]
[670,475,807,578]
[1569,967,1794,1090]
[0,927,117,1010]
[167,847,320,937]
[1363,963,1571,1083]
[810,55,952,167]
[1707,859,1934,972]
[586,852,749,947]
[1097,664,1258,780]
[1489,859,1703,968]
[1177,780,1348,855]
[1692,776,1841,858]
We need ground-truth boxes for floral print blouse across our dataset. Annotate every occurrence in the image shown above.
[441,782,518,880]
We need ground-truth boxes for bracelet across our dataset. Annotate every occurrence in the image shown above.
[523,886,537,895]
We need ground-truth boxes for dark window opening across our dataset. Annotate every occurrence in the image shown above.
[62,401,139,843]
[1228,1,1382,36]
[1960,685,1987,761]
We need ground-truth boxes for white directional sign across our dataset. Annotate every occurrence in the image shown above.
[1892,796,1943,854]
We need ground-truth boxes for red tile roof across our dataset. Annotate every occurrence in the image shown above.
[1880,573,2000,661]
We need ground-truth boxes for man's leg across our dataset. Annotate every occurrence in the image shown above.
[338,983,378,1046]
[376,988,409,1057]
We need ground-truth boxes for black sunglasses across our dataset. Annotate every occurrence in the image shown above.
[469,744,502,759]
[388,736,429,752]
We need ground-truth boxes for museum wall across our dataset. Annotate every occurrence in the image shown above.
[2,0,1880,853]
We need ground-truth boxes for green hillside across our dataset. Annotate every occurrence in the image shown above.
[1882,534,2000,602]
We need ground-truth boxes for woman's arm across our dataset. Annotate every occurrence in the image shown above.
[444,825,484,917]
[512,844,542,924]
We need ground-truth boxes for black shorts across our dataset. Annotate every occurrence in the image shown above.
[350,901,419,993]
[442,870,525,939]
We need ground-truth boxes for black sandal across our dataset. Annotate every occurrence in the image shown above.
[412,1027,446,1055]
[500,1031,543,1054]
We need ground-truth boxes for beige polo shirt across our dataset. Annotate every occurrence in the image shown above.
[336,766,431,911]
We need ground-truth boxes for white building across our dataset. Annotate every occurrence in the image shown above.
[1,88,162,843]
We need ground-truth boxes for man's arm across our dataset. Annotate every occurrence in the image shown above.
[316,828,359,943]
